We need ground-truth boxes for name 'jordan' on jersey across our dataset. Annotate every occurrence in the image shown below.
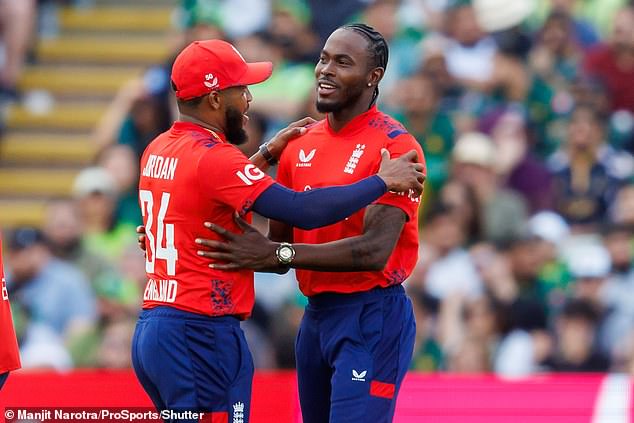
[138,121,274,318]
[277,106,425,297]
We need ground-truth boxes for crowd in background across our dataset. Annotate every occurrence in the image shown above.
[3,0,634,376]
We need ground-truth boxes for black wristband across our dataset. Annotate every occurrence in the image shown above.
[259,142,278,166]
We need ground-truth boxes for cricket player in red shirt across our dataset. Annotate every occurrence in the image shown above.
[199,25,425,422]
[132,39,424,422]
[0,236,21,390]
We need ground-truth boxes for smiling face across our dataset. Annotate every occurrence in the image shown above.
[315,28,380,114]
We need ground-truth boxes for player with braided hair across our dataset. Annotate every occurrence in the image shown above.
[342,23,389,107]
[197,24,425,422]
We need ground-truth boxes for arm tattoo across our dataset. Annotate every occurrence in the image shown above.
[350,205,407,269]
[350,238,374,268]
[288,204,407,272]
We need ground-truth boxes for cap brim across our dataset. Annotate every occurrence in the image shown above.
[237,61,273,86]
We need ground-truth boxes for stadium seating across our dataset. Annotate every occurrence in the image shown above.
[0,0,176,227]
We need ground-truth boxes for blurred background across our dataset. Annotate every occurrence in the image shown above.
[2,0,634,380]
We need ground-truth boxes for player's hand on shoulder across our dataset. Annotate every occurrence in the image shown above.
[377,149,425,196]
[266,117,316,159]
[195,213,281,271]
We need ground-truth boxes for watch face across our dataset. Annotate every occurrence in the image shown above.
[279,246,293,261]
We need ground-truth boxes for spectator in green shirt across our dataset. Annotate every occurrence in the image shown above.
[390,73,456,193]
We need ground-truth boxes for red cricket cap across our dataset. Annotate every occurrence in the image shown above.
[171,39,273,100]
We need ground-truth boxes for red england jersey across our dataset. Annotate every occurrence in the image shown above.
[139,121,275,318]
[277,106,424,296]
[0,237,21,374]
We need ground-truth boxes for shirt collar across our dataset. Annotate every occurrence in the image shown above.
[324,105,380,137]
[172,121,226,142]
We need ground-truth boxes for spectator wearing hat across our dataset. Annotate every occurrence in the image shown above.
[72,166,137,265]
[564,240,625,358]
[451,131,528,244]
[473,0,535,59]
[566,240,611,307]
[5,227,97,368]
[472,0,535,36]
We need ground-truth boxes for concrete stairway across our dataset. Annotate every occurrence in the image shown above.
[0,1,177,227]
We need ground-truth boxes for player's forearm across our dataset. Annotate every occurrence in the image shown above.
[248,150,272,173]
[197,206,405,273]
[290,235,389,271]
[281,205,405,272]
[252,176,387,231]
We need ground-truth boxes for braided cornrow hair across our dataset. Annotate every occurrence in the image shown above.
[341,23,389,108]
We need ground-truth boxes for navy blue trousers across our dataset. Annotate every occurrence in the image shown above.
[131,306,253,423]
[296,285,416,423]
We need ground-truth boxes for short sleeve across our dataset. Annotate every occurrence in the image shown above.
[197,143,275,214]
[374,133,426,221]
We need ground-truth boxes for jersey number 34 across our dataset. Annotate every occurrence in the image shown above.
[139,190,178,276]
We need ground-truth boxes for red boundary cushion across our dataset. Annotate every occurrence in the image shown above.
[370,380,395,399]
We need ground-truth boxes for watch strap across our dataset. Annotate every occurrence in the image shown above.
[259,142,278,166]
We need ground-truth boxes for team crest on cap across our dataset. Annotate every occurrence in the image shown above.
[204,73,219,89]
